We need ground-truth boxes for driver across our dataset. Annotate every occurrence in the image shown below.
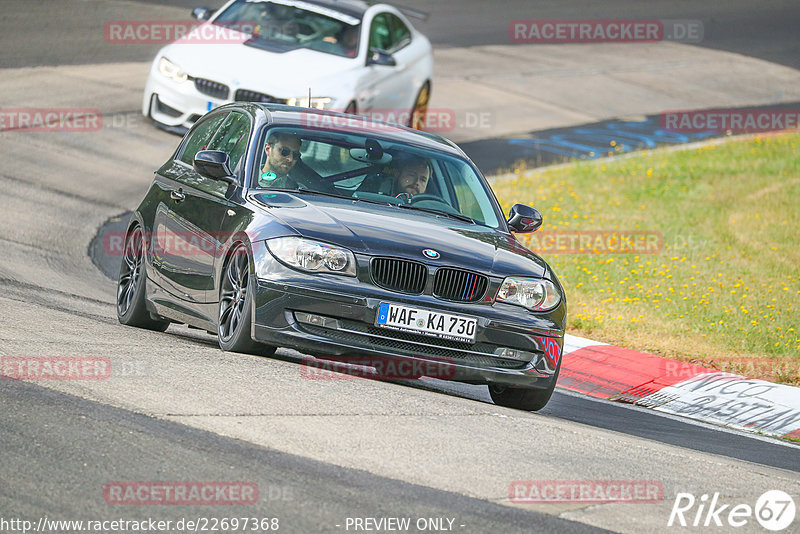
[337,25,359,57]
[323,25,359,57]
[391,153,430,198]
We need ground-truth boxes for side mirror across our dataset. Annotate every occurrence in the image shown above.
[507,204,542,233]
[366,49,397,67]
[194,150,235,183]
[191,7,212,21]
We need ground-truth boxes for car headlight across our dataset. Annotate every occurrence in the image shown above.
[265,237,356,276]
[286,97,332,110]
[158,57,188,83]
[496,277,561,311]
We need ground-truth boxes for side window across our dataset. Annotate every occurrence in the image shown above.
[368,13,393,52]
[179,113,227,165]
[443,160,500,227]
[389,15,411,49]
[207,112,251,171]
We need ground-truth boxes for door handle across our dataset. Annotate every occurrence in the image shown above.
[170,188,186,202]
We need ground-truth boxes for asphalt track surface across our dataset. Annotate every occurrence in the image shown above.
[2,1,800,533]
[3,0,799,69]
[1,378,600,534]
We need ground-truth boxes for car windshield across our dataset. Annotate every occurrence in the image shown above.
[252,125,503,229]
[213,0,361,58]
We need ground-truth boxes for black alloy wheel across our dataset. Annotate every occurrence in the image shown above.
[117,226,170,331]
[218,244,275,355]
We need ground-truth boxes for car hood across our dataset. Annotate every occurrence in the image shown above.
[248,194,548,278]
[159,38,358,97]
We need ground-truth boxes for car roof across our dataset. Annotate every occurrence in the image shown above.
[248,103,466,158]
[262,1,418,24]
[290,0,371,19]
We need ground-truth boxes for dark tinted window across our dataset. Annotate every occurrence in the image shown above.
[254,126,502,228]
[213,0,361,58]
[368,13,392,52]
[179,113,227,165]
[207,112,251,171]
[389,15,410,48]
[369,13,411,52]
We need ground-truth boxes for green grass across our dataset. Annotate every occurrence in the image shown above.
[492,133,800,384]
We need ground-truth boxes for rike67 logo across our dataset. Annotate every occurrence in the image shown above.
[668,490,796,531]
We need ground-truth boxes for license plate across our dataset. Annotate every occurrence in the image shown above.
[375,302,477,343]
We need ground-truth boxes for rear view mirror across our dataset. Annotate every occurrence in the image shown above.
[507,204,542,233]
[194,150,235,183]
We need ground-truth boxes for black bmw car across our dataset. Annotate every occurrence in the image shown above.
[117,103,566,410]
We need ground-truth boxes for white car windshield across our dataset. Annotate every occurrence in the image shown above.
[253,126,503,229]
[213,0,361,58]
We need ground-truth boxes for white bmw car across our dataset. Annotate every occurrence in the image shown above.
[142,0,433,132]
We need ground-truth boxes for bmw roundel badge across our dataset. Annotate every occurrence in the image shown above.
[422,249,440,259]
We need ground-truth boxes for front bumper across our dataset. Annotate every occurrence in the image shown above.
[143,73,227,130]
[142,70,348,130]
[251,258,565,389]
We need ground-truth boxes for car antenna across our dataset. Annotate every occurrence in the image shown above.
[308,87,312,109]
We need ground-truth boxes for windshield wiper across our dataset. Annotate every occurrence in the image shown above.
[292,187,353,200]
[396,203,477,225]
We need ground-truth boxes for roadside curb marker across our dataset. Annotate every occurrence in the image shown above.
[560,334,800,440]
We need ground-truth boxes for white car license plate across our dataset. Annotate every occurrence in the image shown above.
[375,302,477,343]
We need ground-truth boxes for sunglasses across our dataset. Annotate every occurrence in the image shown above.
[277,146,301,160]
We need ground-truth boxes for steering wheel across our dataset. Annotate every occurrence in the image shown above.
[292,20,324,44]
[408,194,462,216]
[409,194,444,204]
[280,20,300,37]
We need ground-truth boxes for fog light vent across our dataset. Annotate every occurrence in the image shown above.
[493,348,535,362]
[295,312,341,330]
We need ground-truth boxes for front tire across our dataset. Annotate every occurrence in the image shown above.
[409,82,430,130]
[117,226,170,331]
[489,364,560,412]
[218,244,276,356]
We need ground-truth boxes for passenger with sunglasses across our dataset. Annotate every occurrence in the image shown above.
[259,132,303,187]
[258,132,334,193]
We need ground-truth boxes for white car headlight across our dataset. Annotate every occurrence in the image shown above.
[286,97,332,110]
[496,277,561,312]
[158,57,188,83]
[265,237,356,276]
